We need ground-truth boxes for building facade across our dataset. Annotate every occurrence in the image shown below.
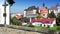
[31,18,56,27]
[57,6,60,13]
[49,6,58,16]
[0,0,10,25]
[24,6,38,23]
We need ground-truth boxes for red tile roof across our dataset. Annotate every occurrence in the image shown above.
[16,14,23,19]
[31,18,54,24]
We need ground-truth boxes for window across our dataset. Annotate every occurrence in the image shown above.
[43,14,45,16]
[40,24,42,26]
[44,24,45,27]
[38,24,40,26]
[47,25,50,28]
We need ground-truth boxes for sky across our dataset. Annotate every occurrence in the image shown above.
[0,0,60,13]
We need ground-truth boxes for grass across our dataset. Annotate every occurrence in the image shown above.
[34,26,43,28]
[21,24,60,30]
[34,25,60,30]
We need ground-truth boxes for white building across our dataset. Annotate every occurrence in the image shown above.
[24,9,37,17]
[0,0,10,25]
[57,6,60,13]
[49,7,58,16]
[32,18,56,27]
[49,4,60,16]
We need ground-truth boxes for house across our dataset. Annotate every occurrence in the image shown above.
[24,6,38,22]
[24,6,38,17]
[31,18,56,27]
[20,17,30,23]
[57,4,60,13]
[39,3,48,18]
[15,13,23,20]
[20,17,30,25]
[49,6,58,16]
[49,4,60,16]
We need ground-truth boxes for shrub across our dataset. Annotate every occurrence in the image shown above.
[11,16,22,26]
[28,24,34,27]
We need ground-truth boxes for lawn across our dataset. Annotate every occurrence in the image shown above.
[34,25,60,30]
[22,24,60,30]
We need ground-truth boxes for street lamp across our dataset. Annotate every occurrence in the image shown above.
[2,0,8,26]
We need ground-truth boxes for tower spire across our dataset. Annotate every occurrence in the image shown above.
[43,3,45,7]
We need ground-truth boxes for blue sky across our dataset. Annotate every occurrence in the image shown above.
[10,0,60,13]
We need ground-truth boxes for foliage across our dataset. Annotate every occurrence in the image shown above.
[7,0,15,6]
[34,26,43,28]
[36,7,39,14]
[11,16,22,26]
[47,11,56,18]
[37,14,43,18]
[34,25,60,30]
[57,26,60,30]
[56,13,60,26]
[28,24,34,27]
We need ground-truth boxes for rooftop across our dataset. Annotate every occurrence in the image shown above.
[31,18,55,24]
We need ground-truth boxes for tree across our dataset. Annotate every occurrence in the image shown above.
[11,17,22,26]
[7,0,15,6]
[28,24,34,27]
[47,11,56,18]
[37,14,43,18]
[56,13,60,26]
[36,7,39,14]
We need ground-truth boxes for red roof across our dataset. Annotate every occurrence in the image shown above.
[31,18,54,24]
[16,14,23,19]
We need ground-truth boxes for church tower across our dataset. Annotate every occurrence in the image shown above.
[40,3,48,18]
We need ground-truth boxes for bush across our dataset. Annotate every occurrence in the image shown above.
[57,26,60,30]
[47,11,56,18]
[28,24,34,27]
[37,14,43,18]
[11,17,22,26]
[56,13,60,26]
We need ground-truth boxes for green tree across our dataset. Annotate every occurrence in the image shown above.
[36,7,39,14]
[28,24,34,27]
[48,11,56,18]
[56,13,60,26]
[7,0,15,6]
[37,14,43,18]
[11,17,22,26]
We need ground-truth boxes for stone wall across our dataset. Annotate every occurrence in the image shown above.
[0,25,59,34]
[0,27,38,34]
